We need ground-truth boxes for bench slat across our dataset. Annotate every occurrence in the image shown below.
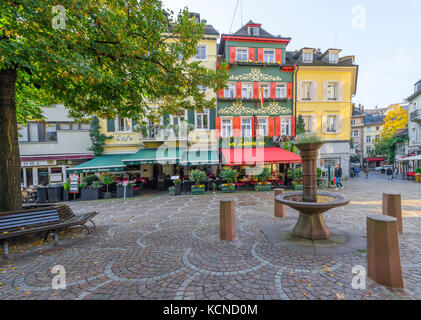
[0,210,58,220]
[0,217,60,229]
[0,212,59,223]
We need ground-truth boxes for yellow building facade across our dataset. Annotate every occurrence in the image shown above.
[292,49,358,177]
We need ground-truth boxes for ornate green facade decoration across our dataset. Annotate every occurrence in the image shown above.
[218,101,291,116]
[228,68,284,82]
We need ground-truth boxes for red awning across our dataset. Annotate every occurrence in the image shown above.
[365,158,385,162]
[221,147,302,166]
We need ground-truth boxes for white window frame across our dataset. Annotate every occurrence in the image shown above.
[224,83,236,99]
[326,115,337,133]
[18,125,29,142]
[257,117,268,137]
[263,49,275,63]
[236,48,248,61]
[302,82,312,101]
[352,130,359,137]
[221,118,233,138]
[281,118,291,136]
[301,115,312,133]
[170,111,187,126]
[327,82,338,101]
[115,116,132,133]
[248,27,259,36]
[194,44,207,61]
[329,52,339,63]
[276,84,287,99]
[366,135,371,143]
[242,83,253,99]
[303,52,313,63]
[261,84,270,99]
[241,118,252,137]
[195,109,209,130]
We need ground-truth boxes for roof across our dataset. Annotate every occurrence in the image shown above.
[393,128,408,139]
[286,50,356,67]
[408,88,421,101]
[364,115,385,126]
[352,109,364,117]
[232,20,274,37]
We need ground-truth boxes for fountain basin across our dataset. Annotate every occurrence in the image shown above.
[275,192,349,240]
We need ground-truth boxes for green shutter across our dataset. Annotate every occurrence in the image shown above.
[107,119,115,132]
[188,110,195,125]
[209,108,216,130]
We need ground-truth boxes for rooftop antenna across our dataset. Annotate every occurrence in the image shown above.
[241,0,243,26]
[229,0,240,34]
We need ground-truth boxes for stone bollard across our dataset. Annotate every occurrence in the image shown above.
[274,188,285,218]
[382,193,403,233]
[367,215,404,288]
[220,199,236,241]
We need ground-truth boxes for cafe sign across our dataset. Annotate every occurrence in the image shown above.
[21,160,56,167]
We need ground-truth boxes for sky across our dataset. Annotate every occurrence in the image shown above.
[162,0,421,109]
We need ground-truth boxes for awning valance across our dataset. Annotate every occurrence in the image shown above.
[67,154,130,173]
[221,147,302,166]
[396,155,421,161]
[122,148,185,165]
[180,150,219,166]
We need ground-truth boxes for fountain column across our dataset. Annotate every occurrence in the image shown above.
[299,143,322,203]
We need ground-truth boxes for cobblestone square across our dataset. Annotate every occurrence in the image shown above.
[1,173,420,300]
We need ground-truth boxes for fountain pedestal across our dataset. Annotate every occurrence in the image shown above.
[293,211,330,240]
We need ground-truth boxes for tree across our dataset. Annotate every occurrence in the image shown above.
[89,116,112,156]
[0,0,228,211]
[295,115,306,135]
[381,104,408,139]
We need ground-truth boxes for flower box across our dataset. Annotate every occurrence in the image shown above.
[81,188,99,201]
[191,185,205,195]
[255,184,272,192]
[220,184,235,193]
[293,183,303,190]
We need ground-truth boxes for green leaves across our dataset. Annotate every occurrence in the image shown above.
[1,0,228,123]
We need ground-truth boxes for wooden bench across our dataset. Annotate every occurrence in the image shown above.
[0,204,98,259]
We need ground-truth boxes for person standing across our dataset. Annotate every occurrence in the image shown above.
[387,166,393,180]
[334,164,344,190]
[394,166,399,178]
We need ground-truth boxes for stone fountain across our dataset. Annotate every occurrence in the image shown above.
[276,142,349,240]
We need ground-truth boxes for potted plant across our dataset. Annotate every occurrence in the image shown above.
[189,169,207,195]
[116,181,135,198]
[101,174,114,199]
[63,181,70,201]
[80,175,100,200]
[316,168,324,186]
[173,179,181,196]
[219,168,238,193]
[255,167,272,191]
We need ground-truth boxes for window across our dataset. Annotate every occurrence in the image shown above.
[329,52,339,63]
[263,50,275,63]
[45,123,57,141]
[412,128,417,144]
[236,48,248,61]
[367,127,371,131]
[366,135,371,143]
[262,84,270,99]
[58,122,71,130]
[302,82,312,100]
[241,118,252,137]
[18,125,28,142]
[375,135,379,141]
[241,83,253,99]
[303,116,311,133]
[257,118,268,136]
[276,84,287,99]
[194,45,207,60]
[326,115,337,133]
[303,52,313,63]
[281,118,291,136]
[28,123,39,141]
[116,117,132,132]
[80,123,90,130]
[171,113,185,126]
[248,27,259,36]
[221,119,232,138]
[196,110,208,130]
[351,119,356,125]
[224,83,235,99]
[327,82,337,101]
[366,146,371,154]
[352,130,359,137]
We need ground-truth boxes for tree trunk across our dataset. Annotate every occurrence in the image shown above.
[0,68,22,211]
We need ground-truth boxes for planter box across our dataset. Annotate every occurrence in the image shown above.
[81,188,99,201]
[293,183,303,190]
[63,189,69,202]
[47,185,63,202]
[191,186,205,195]
[116,185,134,198]
[103,192,112,199]
[220,184,235,193]
[255,184,272,192]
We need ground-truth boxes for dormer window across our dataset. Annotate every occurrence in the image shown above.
[248,27,259,36]
[236,48,248,61]
[303,52,313,63]
[329,52,339,63]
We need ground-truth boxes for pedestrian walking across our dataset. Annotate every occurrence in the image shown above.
[353,166,359,177]
[387,166,393,180]
[334,164,344,190]
[394,167,399,178]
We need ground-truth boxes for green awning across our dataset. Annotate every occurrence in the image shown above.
[180,150,219,166]
[67,154,130,173]
[122,148,185,165]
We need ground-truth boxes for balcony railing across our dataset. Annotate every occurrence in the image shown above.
[410,109,421,122]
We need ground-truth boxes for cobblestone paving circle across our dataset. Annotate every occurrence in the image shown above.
[0,174,420,300]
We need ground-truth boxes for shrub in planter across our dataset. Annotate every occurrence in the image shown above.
[189,170,207,195]
[191,185,205,195]
[219,168,238,184]
[220,183,235,193]
[116,182,135,198]
[101,174,114,199]
[83,175,100,185]
[81,185,100,201]
[173,179,181,196]
[63,181,70,201]
[255,182,273,192]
